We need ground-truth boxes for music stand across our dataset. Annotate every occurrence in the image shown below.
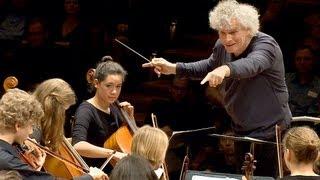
[292,116,320,123]
[168,127,216,180]
[208,133,276,145]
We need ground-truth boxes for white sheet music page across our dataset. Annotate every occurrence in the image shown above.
[192,175,238,180]
[154,167,164,179]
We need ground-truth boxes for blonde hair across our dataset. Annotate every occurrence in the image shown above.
[283,126,320,163]
[209,0,260,37]
[131,125,169,168]
[0,88,43,133]
[33,78,76,150]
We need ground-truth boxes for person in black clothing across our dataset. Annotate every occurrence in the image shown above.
[143,0,291,177]
[0,88,108,179]
[72,60,131,169]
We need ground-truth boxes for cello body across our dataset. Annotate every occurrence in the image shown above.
[43,137,89,179]
[104,126,133,154]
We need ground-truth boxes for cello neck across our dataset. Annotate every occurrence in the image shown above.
[114,101,138,132]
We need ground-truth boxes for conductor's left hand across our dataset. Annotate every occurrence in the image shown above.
[200,65,230,87]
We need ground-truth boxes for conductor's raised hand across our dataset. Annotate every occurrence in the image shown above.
[200,65,230,87]
[142,58,176,76]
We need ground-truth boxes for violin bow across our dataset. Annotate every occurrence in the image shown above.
[100,150,117,170]
[26,138,89,173]
[276,125,283,178]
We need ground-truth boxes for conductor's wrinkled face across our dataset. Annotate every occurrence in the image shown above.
[218,18,251,57]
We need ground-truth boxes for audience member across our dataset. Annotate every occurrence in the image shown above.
[286,46,320,117]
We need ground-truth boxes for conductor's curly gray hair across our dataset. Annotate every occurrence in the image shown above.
[209,0,260,37]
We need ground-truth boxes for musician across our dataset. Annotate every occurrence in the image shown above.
[0,88,107,179]
[131,125,169,179]
[71,60,129,169]
[109,155,158,180]
[143,0,291,177]
[280,126,320,179]
[31,78,76,151]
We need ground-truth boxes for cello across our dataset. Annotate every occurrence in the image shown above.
[104,101,139,154]
[42,137,90,179]
[3,76,19,91]
[19,138,90,179]
[86,67,137,161]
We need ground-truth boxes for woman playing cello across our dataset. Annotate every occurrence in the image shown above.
[72,59,131,170]
[32,78,108,179]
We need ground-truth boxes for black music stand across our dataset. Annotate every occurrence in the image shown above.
[208,133,277,180]
[168,127,216,180]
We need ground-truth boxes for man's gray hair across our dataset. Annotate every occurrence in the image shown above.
[209,0,260,37]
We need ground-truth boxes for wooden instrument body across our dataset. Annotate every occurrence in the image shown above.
[43,138,89,179]
[104,126,133,154]
[103,101,138,159]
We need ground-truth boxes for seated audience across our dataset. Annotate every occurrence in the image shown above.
[286,45,320,117]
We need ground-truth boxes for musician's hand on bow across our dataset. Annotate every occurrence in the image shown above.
[119,101,134,120]
[142,58,176,76]
[88,167,109,180]
[200,65,230,87]
[113,151,127,161]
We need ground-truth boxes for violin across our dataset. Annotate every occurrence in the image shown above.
[15,140,43,170]
[241,153,256,180]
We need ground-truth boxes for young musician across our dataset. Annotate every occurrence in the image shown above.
[0,88,107,179]
[72,60,131,168]
[280,126,320,179]
[131,125,169,179]
[32,78,76,151]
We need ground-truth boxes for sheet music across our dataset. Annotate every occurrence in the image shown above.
[154,167,164,179]
[192,175,238,180]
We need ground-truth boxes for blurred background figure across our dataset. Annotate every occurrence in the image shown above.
[286,45,320,117]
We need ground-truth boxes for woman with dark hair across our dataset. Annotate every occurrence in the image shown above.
[109,155,158,180]
[72,60,131,169]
